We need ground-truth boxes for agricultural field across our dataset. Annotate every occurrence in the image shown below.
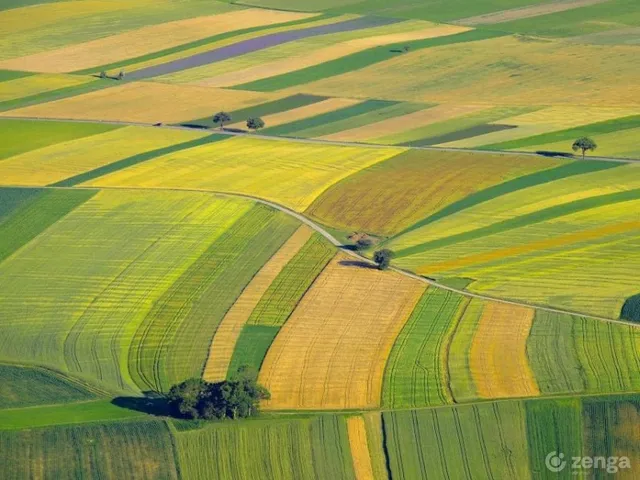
[2,0,640,476]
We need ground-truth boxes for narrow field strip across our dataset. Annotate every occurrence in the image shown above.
[0,126,206,186]
[203,225,313,382]
[127,16,401,81]
[0,70,32,83]
[0,9,315,73]
[470,303,539,399]
[363,413,388,480]
[0,73,92,102]
[227,325,281,376]
[382,288,465,408]
[259,253,425,410]
[347,416,375,480]
[0,187,43,222]
[0,78,106,113]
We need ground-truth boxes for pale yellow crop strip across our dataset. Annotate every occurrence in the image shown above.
[469,302,539,399]
[347,416,375,480]
[259,253,425,410]
[0,9,315,73]
[0,74,91,102]
[202,225,314,382]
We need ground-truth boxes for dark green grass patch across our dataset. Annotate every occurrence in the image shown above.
[395,160,619,238]
[0,364,97,409]
[174,415,355,480]
[249,233,335,327]
[180,93,327,129]
[0,188,97,265]
[262,100,397,136]
[482,114,640,151]
[0,419,177,478]
[0,0,64,11]
[525,398,583,479]
[234,29,506,92]
[0,187,42,222]
[620,294,640,322]
[227,325,280,377]
[396,187,640,258]
[0,119,120,160]
[405,123,516,147]
[0,70,33,82]
[382,288,464,408]
[53,133,226,186]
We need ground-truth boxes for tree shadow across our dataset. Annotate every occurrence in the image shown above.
[338,260,378,270]
[179,123,211,130]
[111,392,170,417]
[535,150,574,158]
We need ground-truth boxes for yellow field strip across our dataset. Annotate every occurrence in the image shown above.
[470,302,539,399]
[0,9,315,73]
[0,74,91,102]
[347,416,376,480]
[325,104,489,143]
[226,98,362,130]
[1,82,279,123]
[194,24,469,87]
[259,253,425,410]
[202,225,314,382]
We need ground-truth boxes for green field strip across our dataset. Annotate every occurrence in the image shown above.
[394,160,619,238]
[174,415,355,480]
[262,100,397,136]
[0,400,145,430]
[382,288,464,408]
[0,78,109,113]
[0,188,96,265]
[180,93,328,128]
[395,187,640,258]
[249,233,335,327]
[0,187,42,222]
[447,299,483,403]
[53,133,225,187]
[234,29,506,92]
[292,101,427,138]
[227,325,280,377]
[405,124,516,147]
[621,293,640,322]
[482,114,640,151]
[0,70,33,83]
[0,119,120,161]
[73,14,336,75]
[363,413,388,480]
[129,205,299,393]
[0,364,97,409]
[383,401,530,480]
[0,418,178,478]
[525,398,583,478]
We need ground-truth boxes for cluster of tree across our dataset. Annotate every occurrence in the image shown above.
[167,366,270,420]
[213,111,265,132]
[374,249,394,270]
[98,70,125,81]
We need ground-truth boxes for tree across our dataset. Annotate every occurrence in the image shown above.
[355,237,374,250]
[246,117,265,132]
[403,45,411,53]
[213,111,232,130]
[99,71,107,79]
[572,137,597,160]
[373,249,394,270]
[117,70,125,80]
[167,367,270,420]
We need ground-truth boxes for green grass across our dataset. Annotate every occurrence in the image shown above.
[395,187,640,258]
[181,94,328,128]
[0,70,33,82]
[525,398,583,479]
[261,100,398,136]
[447,299,483,402]
[0,419,178,478]
[383,401,530,480]
[130,204,299,392]
[382,288,464,408]
[174,415,355,480]
[0,188,96,265]
[227,325,280,376]
[234,29,506,92]
[249,233,335,326]
[406,124,515,146]
[621,294,640,322]
[0,364,98,409]
[0,187,41,222]
[0,119,120,161]
[53,133,226,186]
[0,400,144,430]
[394,160,619,238]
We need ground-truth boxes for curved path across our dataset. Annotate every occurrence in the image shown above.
[2,115,638,164]
[30,183,638,329]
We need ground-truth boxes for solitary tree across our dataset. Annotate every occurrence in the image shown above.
[572,137,597,160]
[117,70,125,80]
[246,117,265,132]
[213,111,232,130]
[99,71,107,79]
[355,237,374,250]
[373,249,394,270]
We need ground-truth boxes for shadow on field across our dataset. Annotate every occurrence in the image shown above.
[112,393,170,416]
[339,260,378,270]
[536,150,575,158]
